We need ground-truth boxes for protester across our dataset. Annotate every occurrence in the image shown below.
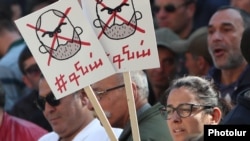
[172,26,213,76]
[153,0,196,39]
[0,81,47,141]
[144,27,181,105]
[9,47,52,131]
[207,6,250,106]
[0,2,25,75]
[160,76,222,141]
[88,70,172,141]
[220,26,250,124]
[0,2,30,112]
[37,75,122,141]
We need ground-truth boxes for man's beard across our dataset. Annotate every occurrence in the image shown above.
[43,30,81,60]
[99,13,137,40]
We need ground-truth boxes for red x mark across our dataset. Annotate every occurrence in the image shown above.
[26,7,91,66]
[96,0,145,39]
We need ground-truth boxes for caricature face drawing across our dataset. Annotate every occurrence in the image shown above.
[36,9,83,60]
[94,0,142,40]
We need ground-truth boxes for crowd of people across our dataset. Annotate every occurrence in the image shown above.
[0,0,250,140]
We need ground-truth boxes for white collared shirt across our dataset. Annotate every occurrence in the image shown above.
[38,118,123,141]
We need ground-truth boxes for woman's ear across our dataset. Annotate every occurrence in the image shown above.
[210,107,222,125]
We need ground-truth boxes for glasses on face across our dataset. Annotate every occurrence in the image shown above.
[93,84,125,100]
[153,3,187,13]
[159,103,213,120]
[35,92,60,111]
[24,64,41,76]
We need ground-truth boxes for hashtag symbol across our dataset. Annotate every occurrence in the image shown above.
[55,74,67,93]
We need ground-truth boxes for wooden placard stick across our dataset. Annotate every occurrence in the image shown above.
[123,72,141,141]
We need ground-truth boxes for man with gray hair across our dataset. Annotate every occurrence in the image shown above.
[207,6,250,106]
[87,70,172,141]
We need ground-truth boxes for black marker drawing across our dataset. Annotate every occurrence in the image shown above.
[35,8,83,61]
[94,0,142,40]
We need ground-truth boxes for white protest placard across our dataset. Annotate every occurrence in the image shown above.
[15,0,116,100]
[81,1,159,141]
[81,0,160,72]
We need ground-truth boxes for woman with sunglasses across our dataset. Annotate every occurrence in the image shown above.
[160,76,222,141]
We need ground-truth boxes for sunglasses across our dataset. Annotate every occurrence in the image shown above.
[153,3,187,13]
[35,92,60,111]
[24,64,41,76]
